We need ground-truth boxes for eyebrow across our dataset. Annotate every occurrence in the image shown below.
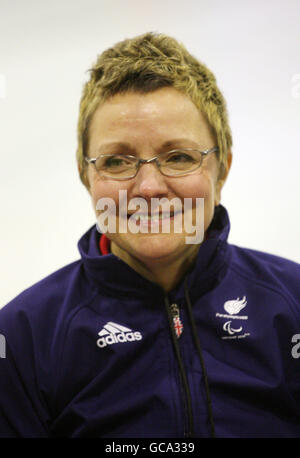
[95,138,200,154]
[160,139,200,149]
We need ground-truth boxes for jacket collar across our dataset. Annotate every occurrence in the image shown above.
[77,204,231,300]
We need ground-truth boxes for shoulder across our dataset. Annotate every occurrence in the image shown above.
[228,244,300,314]
[0,259,99,345]
[1,259,82,313]
[229,244,300,277]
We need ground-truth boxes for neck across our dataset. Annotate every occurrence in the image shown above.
[110,242,200,292]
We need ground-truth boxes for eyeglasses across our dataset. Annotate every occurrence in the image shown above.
[85,146,219,180]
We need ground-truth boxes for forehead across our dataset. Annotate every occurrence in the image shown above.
[88,87,215,151]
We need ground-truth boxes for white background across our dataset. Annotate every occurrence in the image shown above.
[1,0,300,307]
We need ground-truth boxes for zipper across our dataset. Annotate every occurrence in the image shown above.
[170,303,184,339]
[164,294,194,437]
[183,279,215,438]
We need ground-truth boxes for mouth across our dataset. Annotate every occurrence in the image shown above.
[125,211,183,229]
[128,211,177,221]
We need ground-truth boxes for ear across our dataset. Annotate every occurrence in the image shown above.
[215,151,232,206]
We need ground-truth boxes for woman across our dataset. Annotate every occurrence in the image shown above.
[0,32,299,438]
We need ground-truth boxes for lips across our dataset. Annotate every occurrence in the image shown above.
[124,211,184,230]
[128,212,176,222]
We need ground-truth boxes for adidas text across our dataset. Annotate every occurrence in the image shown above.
[97,331,142,348]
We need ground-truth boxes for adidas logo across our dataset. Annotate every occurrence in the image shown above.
[96,321,143,348]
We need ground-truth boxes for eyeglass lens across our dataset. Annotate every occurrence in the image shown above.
[95,150,202,178]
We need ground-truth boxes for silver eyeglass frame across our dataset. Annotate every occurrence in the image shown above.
[84,146,219,180]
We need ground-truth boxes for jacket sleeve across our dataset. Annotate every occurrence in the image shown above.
[0,304,50,437]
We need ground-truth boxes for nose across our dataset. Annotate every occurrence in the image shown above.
[130,160,169,200]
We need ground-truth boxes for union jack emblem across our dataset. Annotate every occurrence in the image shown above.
[173,316,183,339]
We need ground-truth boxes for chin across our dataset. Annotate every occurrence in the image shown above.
[125,234,189,262]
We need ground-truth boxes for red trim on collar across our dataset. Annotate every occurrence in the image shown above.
[99,230,209,256]
[99,234,111,255]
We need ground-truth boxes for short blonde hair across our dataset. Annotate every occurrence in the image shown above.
[76,32,232,187]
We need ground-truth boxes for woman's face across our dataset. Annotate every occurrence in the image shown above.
[86,87,229,268]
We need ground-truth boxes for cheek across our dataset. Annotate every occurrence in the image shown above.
[88,174,123,209]
[174,175,216,201]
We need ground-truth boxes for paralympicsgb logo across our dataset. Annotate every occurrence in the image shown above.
[223,296,247,315]
[216,295,250,340]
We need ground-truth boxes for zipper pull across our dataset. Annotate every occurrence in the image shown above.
[170,303,183,339]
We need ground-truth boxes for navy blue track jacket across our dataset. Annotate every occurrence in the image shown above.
[0,205,300,437]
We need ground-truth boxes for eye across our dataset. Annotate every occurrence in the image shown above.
[165,152,196,163]
[95,154,136,175]
[104,156,125,168]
